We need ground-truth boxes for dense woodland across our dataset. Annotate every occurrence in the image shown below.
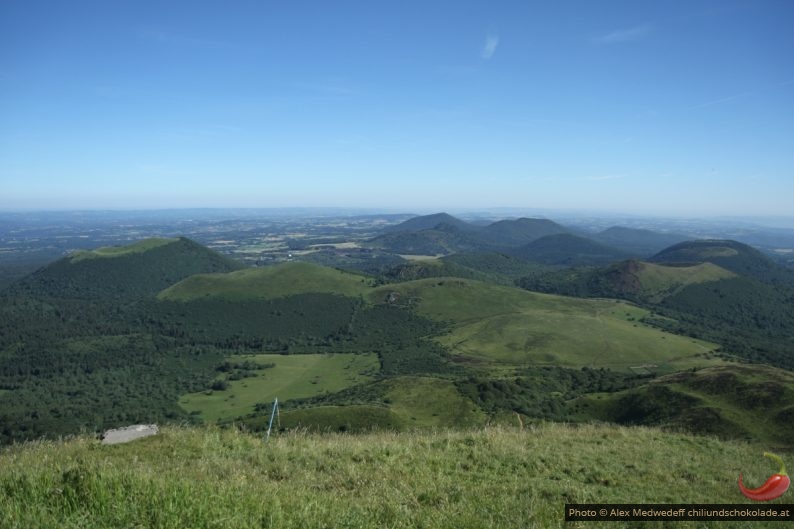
[455,366,648,419]
[0,240,451,442]
[0,293,451,443]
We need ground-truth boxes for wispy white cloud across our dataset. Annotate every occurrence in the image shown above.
[594,25,650,44]
[689,92,750,109]
[481,34,499,59]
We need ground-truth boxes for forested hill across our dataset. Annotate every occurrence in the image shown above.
[510,233,630,266]
[382,212,476,233]
[381,212,571,243]
[369,223,484,255]
[0,238,251,443]
[516,240,794,369]
[480,217,570,246]
[649,239,793,285]
[592,226,691,257]
[3,237,243,300]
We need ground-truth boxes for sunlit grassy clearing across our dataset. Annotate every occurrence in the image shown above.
[179,353,379,421]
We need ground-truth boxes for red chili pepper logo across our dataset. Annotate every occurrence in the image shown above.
[738,452,790,501]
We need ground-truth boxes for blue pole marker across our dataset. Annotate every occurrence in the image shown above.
[266,398,279,442]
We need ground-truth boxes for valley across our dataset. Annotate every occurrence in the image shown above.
[1,210,793,451]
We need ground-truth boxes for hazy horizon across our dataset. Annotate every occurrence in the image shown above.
[3,204,794,228]
[2,1,793,215]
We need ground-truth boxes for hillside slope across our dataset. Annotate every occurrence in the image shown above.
[1,424,788,529]
[517,248,794,369]
[622,261,736,300]
[366,223,484,256]
[570,364,794,449]
[372,277,719,371]
[650,239,792,285]
[517,260,736,303]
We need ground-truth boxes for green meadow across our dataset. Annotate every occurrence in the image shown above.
[373,278,721,371]
[180,353,379,421]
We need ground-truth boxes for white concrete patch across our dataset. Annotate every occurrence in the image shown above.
[101,424,159,445]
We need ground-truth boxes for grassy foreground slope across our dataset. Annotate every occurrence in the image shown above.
[1,425,790,529]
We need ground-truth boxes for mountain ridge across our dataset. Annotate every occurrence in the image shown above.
[592,226,691,257]
[382,212,476,234]
[510,233,629,266]
[374,213,578,255]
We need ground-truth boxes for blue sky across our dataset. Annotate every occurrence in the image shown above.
[1,0,792,215]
